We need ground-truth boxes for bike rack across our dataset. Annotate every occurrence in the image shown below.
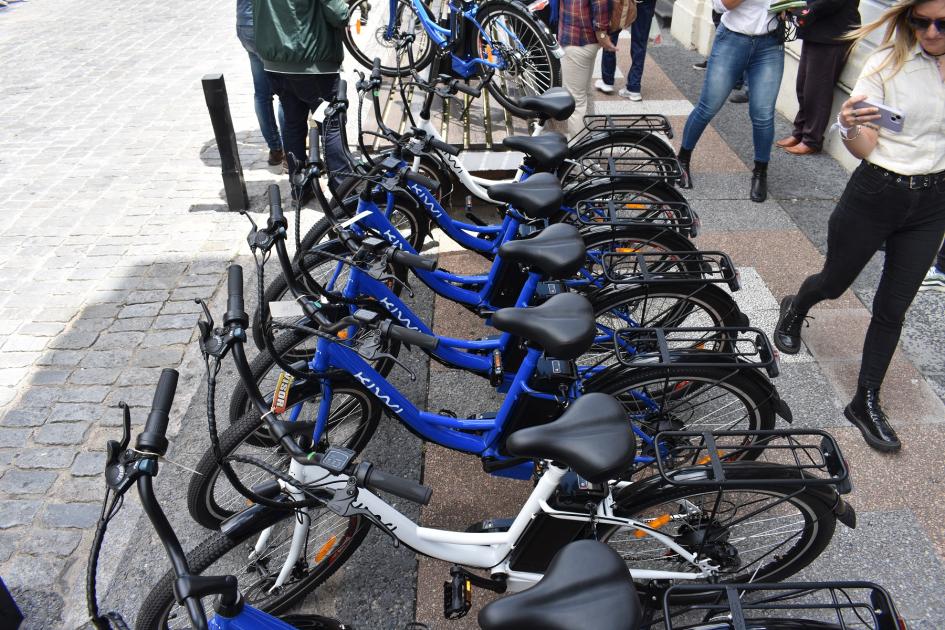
[574,199,698,237]
[600,250,739,291]
[575,113,674,140]
[652,429,851,491]
[612,326,780,377]
[662,582,901,630]
[566,155,683,186]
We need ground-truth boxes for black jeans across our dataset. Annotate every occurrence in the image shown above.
[795,162,945,389]
[791,42,850,151]
[266,72,349,185]
[936,241,945,272]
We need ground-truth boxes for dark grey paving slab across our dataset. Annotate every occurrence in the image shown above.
[774,362,847,429]
[776,198,838,255]
[691,197,797,232]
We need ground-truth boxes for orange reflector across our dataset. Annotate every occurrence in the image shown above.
[635,513,672,538]
[486,46,494,62]
[356,21,361,34]
[624,203,645,209]
[314,535,338,563]
[615,247,638,254]
[245,498,254,507]
[337,329,350,340]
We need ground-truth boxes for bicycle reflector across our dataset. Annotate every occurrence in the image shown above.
[635,513,672,538]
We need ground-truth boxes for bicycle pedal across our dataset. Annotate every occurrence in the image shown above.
[443,572,472,620]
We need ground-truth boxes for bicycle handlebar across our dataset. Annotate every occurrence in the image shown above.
[403,169,440,191]
[429,137,460,156]
[381,321,439,350]
[268,184,284,227]
[224,265,247,327]
[336,79,347,104]
[135,368,179,456]
[390,248,438,271]
[362,464,433,505]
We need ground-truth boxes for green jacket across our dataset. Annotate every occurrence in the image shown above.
[253,0,349,74]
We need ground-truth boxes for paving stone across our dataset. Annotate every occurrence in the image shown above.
[68,368,121,386]
[108,316,155,332]
[94,331,146,350]
[0,428,31,448]
[71,451,106,477]
[1,335,49,353]
[0,408,49,428]
[48,403,101,423]
[0,500,41,529]
[18,529,83,558]
[33,422,90,445]
[36,349,88,367]
[30,370,72,386]
[117,302,163,318]
[41,503,101,529]
[0,352,40,368]
[160,299,205,315]
[139,330,194,347]
[0,469,58,495]
[47,331,99,350]
[131,345,185,368]
[14,447,78,470]
[16,322,66,337]
[0,529,21,563]
[80,350,132,368]
[152,313,199,330]
[56,386,110,403]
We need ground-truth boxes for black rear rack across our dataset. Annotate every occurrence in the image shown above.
[574,198,698,237]
[653,429,851,490]
[601,250,739,291]
[662,582,902,630]
[612,326,780,377]
[578,113,674,138]
[567,155,683,185]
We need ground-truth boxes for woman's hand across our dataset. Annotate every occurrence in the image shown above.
[840,94,881,129]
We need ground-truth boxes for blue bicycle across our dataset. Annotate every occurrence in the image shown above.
[342,0,562,118]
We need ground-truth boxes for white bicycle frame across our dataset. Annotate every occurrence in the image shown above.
[257,460,719,594]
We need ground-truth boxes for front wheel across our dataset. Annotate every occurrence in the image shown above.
[608,466,837,593]
[136,509,370,629]
[476,1,562,119]
[343,0,435,77]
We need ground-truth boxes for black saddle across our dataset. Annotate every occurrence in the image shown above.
[491,292,595,359]
[502,133,568,171]
[498,223,585,279]
[504,392,635,483]
[478,539,642,630]
[488,172,562,218]
[518,87,577,122]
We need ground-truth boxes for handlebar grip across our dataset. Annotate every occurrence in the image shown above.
[390,248,437,271]
[386,323,439,351]
[224,265,248,327]
[453,82,481,98]
[404,170,439,191]
[336,79,348,103]
[309,126,321,166]
[430,138,460,156]
[136,368,179,456]
[364,466,432,505]
[268,184,284,225]
[371,57,382,82]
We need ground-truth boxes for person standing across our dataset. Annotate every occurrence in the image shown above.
[774,0,945,451]
[919,241,945,291]
[776,0,860,155]
[559,0,615,137]
[237,0,286,166]
[254,0,349,191]
[676,0,787,202]
[595,0,656,102]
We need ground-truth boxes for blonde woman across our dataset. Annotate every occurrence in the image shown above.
[775,0,945,452]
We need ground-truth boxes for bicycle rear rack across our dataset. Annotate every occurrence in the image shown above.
[600,251,739,291]
[662,582,902,630]
[653,429,851,491]
[612,326,780,377]
[568,155,683,185]
[578,113,674,138]
[575,198,698,237]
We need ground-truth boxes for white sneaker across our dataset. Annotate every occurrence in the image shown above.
[919,265,945,292]
[594,79,614,94]
[618,89,642,101]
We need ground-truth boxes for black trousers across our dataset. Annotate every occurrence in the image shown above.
[936,241,945,272]
[266,72,349,184]
[791,41,850,151]
[794,163,945,389]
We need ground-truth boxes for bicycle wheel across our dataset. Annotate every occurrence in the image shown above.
[559,131,677,186]
[475,0,562,119]
[584,283,744,368]
[577,224,699,291]
[136,508,370,629]
[343,0,435,77]
[608,465,837,593]
[191,379,381,529]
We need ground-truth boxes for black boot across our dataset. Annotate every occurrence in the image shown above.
[750,161,767,202]
[677,148,693,189]
[773,295,808,354]
[844,387,901,452]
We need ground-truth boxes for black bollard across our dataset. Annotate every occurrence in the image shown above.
[202,74,249,212]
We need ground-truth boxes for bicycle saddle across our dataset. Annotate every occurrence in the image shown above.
[497,223,584,279]
[491,292,595,359]
[488,172,562,218]
[503,392,635,483]
[502,133,568,171]
[518,87,577,122]
[479,539,642,630]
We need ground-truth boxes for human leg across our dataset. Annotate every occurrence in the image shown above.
[783,41,810,145]
[745,33,784,164]
[796,42,848,151]
[625,0,657,93]
[562,44,601,137]
[599,32,620,87]
[267,73,310,172]
[238,25,284,153]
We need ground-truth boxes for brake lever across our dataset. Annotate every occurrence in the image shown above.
[356,336,417,382]
[195,299,243,359]
[366,259,413,298]
[104,402,138,495]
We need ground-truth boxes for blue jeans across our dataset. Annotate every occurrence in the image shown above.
[237,25,285,151]
[600,0,657,92]
[681,24,784,163]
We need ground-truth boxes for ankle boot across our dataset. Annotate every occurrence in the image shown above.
[750,161,767,202]
[773,295,808,354]
[844,387,901,452]
[677,149,693,189]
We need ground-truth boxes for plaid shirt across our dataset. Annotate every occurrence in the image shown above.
[558,0,611,47]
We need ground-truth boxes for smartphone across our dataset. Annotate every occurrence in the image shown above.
[852,98,905,133]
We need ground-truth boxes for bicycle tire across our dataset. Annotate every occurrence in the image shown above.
[564,177,689,209]
[577,224,699,291]
[559,131,677,185]
[193,379,381,529]
[475,0,563,119]
[609,464,837,595]
[136,510,370,629]
[343,0,436,77]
